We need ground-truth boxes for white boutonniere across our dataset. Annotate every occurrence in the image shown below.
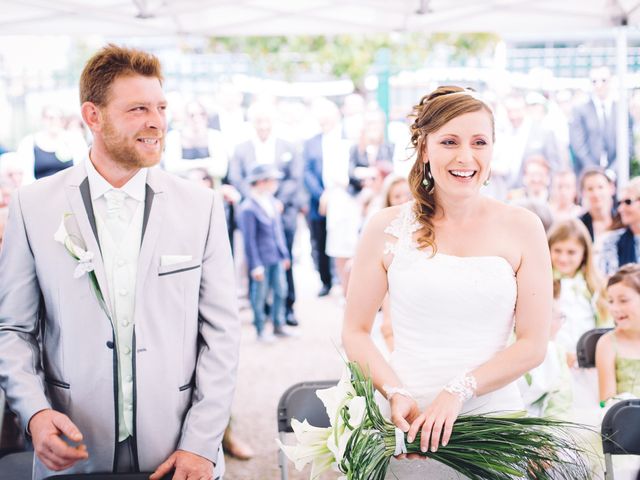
[54,214,109,315]
[281,151,293,163]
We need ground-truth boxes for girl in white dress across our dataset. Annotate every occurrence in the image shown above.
[342,86,553,478]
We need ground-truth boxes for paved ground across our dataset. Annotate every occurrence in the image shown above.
[224,226,346,480]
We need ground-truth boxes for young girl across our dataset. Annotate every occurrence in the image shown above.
[596,263,640,402]
[548,218,610,368]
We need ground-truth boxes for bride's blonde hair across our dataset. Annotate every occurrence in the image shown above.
[408,86,494,252]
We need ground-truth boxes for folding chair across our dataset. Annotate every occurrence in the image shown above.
[601,398,640,480]
[0,451,33,480]
[277,380,337,480]
[576,327,613,368]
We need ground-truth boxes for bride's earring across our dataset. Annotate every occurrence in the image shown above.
[422,163,435,193]
[483,168,492,187]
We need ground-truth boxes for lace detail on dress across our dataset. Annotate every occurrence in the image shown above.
[383,201,421,255]
[383,241,397,255]
[383,211,404,239]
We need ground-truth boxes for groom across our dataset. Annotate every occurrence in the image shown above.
[0,45,240,479]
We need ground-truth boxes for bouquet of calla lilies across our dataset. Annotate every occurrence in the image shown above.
[278,362,594,480]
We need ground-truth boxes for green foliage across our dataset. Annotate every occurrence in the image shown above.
[631,156,640,178]
[208,33,499,89]
[342,362,594,480]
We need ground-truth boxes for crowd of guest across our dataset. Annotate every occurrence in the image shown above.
[0,67,639,472]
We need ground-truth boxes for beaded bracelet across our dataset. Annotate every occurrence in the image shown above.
[444,372,477,403]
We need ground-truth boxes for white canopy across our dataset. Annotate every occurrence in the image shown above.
[1,0,638,182]
[0,0,639,37]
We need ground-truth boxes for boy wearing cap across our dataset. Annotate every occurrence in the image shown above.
[238,163,290,341]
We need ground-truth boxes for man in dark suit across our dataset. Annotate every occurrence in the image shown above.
[303,99,342,297]
[570,66,633,175]
[237,163,290,341]
[227,102,303,326]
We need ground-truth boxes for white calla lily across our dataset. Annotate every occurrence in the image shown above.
[53,214,109,316]
[276,419,334,479]
[315,367,356,426]
[54,215,94,277]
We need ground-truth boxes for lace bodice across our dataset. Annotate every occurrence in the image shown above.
[382,201,521,412]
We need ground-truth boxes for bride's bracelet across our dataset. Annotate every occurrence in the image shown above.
[382,384,414,401]
[444,372,477,403]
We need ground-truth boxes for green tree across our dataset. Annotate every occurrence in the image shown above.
[208,33,499,90]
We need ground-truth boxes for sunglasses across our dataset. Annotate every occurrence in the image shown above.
[619,197,640,206]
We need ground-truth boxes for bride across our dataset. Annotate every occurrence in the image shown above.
[342,86,552,478]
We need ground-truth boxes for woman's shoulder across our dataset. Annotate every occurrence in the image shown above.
[366,203,408,233]
[484,197,544,232]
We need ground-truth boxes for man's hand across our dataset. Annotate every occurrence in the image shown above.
[29,409,88,471]
[150,450,214,480]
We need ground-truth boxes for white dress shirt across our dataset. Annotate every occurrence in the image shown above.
[85,158,147,441]
[252,133,276,165]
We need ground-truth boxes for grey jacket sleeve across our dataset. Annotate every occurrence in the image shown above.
[0,191,51,431]
[177,191,241,462]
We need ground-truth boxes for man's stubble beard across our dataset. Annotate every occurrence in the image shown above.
[102,116,164,169]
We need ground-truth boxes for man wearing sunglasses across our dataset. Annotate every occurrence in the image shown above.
[599,176,640,275]
[569,66,634,176]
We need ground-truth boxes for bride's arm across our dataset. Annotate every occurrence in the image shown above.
[470,209,551,395]
[342,208,401,391]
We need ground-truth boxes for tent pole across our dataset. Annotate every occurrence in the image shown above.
[615,24,630,186]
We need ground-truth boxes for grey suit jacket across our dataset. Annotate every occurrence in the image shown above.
[227,138,304,231]
[0,164,240,479]
[569,98,633,174]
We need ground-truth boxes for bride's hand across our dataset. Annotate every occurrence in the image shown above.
[389,393,420,434]
[407,390,462,454]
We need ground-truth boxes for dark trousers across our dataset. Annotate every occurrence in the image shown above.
[309,217,332,288]
[116,437,136,473]
[284,226,296,314]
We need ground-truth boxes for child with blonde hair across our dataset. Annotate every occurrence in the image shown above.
[596,263,640,402]
[548,218,610,368]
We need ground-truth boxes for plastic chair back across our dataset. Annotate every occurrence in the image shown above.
[577,327,613,368]
[277,380,337,480]
[601,398,640,479]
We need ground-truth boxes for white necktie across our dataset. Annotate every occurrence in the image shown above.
[103,190,128,241]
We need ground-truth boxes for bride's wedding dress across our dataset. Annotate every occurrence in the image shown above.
[380,201,524,479]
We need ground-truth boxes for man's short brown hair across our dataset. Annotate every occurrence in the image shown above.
[79,43,163,106]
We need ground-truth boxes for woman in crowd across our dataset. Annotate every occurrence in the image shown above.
[16,105,87,184]
[599,176,640,276]
[164,100,229,186]
[579,167,619,242]
[348,109,395,196]
[549,169,582,220]
[342,86,551,478]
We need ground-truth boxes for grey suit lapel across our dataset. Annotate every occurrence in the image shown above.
[134,171,164,305]
[66,175,113,321]
[141,184,154,242]
[79,178,100,252]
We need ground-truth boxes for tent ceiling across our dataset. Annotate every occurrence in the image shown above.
[1,0,640,37]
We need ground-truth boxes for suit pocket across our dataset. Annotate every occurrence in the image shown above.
[179,380,195,392]
[44,376,71,412]
[44,376,70,389]
[158,259,201,277]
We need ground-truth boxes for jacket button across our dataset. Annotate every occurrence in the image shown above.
[106,341,114,349]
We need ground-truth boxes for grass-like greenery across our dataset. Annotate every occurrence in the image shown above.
[338,362,594,480]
